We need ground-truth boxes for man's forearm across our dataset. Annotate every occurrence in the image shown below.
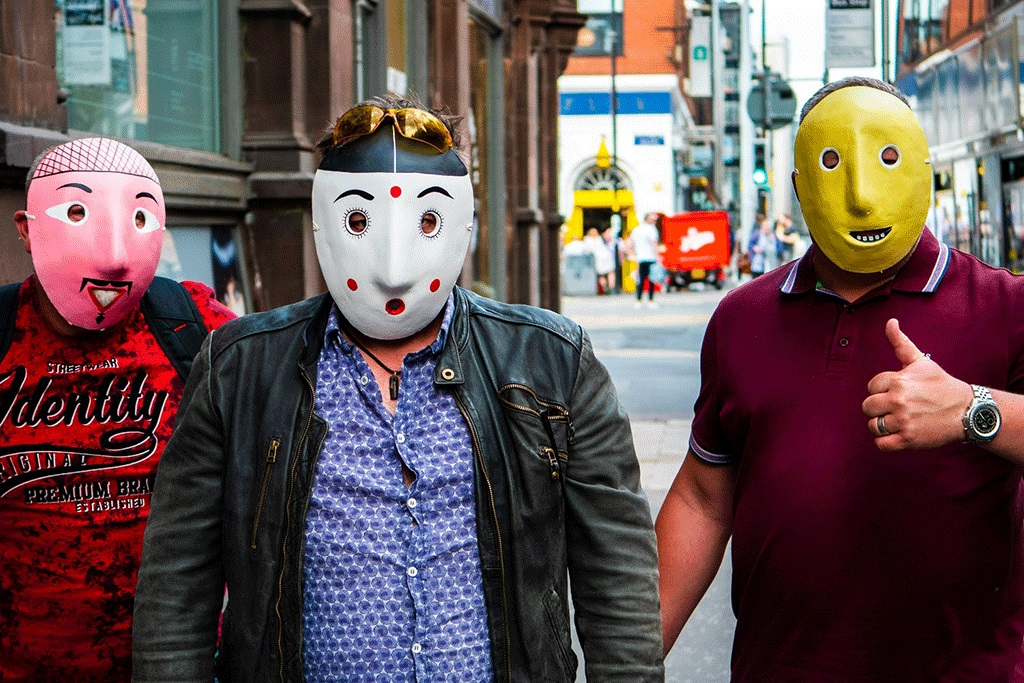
[655,452,735,656]
[655,487,731,655]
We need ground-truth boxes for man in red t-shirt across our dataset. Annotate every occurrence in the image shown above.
[0,137,235,681]
[658,77,1024,680]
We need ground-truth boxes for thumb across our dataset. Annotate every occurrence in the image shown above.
[885,318,925,368]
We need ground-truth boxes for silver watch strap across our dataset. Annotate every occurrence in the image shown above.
[973,385,993,402]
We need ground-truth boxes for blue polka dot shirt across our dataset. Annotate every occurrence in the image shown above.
[302,297,493,682]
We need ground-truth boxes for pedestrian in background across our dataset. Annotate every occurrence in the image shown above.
[775,213,800,263]
[0,138,234,681]
[630,212,663,307]
[584,226,615,295]
[658,76,1024,681]
[746,214,779,277]
[602,225,622,293]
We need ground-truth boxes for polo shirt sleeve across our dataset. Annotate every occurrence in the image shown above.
[690,307,737,465]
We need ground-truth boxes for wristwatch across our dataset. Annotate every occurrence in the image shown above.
[962,384,1001,445]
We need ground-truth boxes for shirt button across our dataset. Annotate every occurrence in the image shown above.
[407,497,418,509]
[359,375,369,385]
[839,338,850,347]
[412,643,422,654]
[407,566,418,577]
[396,433,406,444]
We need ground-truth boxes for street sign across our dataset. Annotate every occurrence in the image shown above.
[746,75,797,130]
[688,15,712,97]
[826,0,875,68]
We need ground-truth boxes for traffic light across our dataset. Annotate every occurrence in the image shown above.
[752,142,768,187]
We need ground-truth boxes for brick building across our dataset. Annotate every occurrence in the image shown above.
[0,0,585,312]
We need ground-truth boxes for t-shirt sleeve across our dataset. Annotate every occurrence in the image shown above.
[181,280,238,330]
[690,305,737,465]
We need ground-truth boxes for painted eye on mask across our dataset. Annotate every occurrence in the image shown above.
[44,201,89,225]
[820,148,840,171]
[134,207,162,233]
[345,209,368,236]
[420,211,442,238]
[879,145,901,167]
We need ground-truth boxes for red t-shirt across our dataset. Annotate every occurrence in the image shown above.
[692,230,1024,681]
[0,278,235,681]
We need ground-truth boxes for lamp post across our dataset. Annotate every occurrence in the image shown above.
[609,0,619,216]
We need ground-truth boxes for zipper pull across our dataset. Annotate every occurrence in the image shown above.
[542,447,560,480]
[268,440,279,463]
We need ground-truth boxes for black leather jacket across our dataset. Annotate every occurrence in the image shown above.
[133,287,664,682]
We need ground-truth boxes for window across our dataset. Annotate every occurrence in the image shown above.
[157,226,249,315]
[56,0,220,152]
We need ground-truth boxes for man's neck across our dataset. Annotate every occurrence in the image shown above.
[342,309,446,369]
[812,248,913,304]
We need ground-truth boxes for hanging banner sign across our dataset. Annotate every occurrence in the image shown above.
[689,16,712,98]
[825,0,875,69]
[62,0,111,86]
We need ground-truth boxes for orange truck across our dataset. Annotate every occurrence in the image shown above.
[660,210,731,290]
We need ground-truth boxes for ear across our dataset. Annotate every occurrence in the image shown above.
[13,210,31,254]
[791,171,799,202]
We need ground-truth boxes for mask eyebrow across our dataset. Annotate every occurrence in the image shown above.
[335,189,374,201]
[136,191,158,202]
[417,186,453,199]
[57,182,92,193]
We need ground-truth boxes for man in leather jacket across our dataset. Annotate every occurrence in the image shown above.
[132,97,664,683]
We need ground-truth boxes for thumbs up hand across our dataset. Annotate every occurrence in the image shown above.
[862,319,973,451]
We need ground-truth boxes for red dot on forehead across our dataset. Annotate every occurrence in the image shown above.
[347,278,358,291]
[390,186,402,198]
[429,279,441,292]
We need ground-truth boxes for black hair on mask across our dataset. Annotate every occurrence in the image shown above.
[318,125,468,176]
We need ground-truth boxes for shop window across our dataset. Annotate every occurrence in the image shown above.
[157,226,249,315]
[55,0,220,153]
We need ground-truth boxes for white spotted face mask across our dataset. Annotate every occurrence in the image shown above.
[312,169,474,340]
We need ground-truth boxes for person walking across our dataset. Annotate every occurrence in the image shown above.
[658,77,1024,681]
[746,214,779,277]
[132,97,664,683]
[630,212,662,307]
[584,227,615,294]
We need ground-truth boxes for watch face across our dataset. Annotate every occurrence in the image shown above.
[972,405,1000,437]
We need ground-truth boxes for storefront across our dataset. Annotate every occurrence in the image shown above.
[899,11,1024,271]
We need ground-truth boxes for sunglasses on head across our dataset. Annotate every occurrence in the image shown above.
[332,105,454,154]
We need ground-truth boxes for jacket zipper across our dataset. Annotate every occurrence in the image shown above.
[250,439,280,550]
[453,391,512,683]
[276,368,317,683]
[499,383,575,443]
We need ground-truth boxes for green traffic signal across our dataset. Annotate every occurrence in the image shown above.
[752,167,768,186]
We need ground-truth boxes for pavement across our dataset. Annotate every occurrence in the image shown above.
[560,288,736,682]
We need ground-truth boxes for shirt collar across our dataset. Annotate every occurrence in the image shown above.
[325,293,456,356]
[780,228,950,296]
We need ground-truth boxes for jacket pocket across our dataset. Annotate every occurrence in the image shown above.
[250,438,280,550]
[543,587,577,681]
[499,383,572,479]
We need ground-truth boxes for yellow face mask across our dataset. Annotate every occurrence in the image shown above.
[793,86,931,273]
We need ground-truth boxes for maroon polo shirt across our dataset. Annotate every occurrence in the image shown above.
[691,229,1024,682]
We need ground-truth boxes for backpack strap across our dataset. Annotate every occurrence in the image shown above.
[0,282,22,364]
[139,277,209,380]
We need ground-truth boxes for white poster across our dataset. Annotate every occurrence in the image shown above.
[689,15,712,98]
[826,0,875,69]
[62,0,110,86]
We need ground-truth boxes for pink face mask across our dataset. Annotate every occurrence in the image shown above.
[24,138,165,330]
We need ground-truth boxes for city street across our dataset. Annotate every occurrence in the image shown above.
[561,286,736,683]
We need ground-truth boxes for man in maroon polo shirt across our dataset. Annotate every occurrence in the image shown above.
[657,76,1024,681]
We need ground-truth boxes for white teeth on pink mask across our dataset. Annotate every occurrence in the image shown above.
[93,289,119,308]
